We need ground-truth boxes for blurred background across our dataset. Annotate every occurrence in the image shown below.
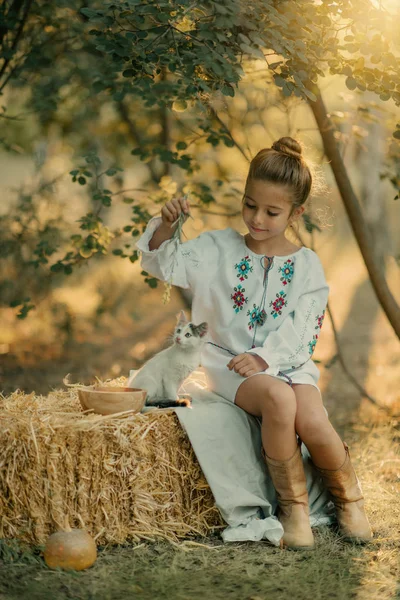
[0,1,399,421]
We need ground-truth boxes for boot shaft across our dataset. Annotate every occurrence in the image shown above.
[262,443,309,510]
[316,443,363,505]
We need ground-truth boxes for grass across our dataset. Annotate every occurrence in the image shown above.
[0,416,399,600]
[0,531,383,600]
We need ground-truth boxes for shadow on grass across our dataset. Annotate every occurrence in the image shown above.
[0,530,371,600]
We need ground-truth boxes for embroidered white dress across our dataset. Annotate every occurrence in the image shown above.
[135,217,335,545]
[136,217,328,401]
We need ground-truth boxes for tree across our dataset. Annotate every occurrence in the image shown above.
[1,0,399,335]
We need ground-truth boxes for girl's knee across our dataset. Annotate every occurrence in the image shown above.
[260,382,296,424]
[235,376,296,422]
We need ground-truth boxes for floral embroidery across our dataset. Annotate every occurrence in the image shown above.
[308,334,319,355]
[231,285,248,313]
[270,290,287,319]
[235,255,253,281]
[315,310,325,330]
[247,305,267,330]
[306,311,325,357]
[279,259,294,286]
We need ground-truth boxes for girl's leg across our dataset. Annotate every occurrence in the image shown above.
[292,384,346,469]
[235,374,298,460]
[235,375,314,550]
[293,384,372,543]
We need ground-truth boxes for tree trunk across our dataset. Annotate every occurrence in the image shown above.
[160,102,171,178]
[357,105,392,266]
[308,88,400,340]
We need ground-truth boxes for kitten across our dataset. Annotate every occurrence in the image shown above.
[127,311,208,408]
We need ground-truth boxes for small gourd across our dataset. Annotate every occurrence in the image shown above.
[44,519,97,571]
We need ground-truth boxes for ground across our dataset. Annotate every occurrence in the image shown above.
[0,244,399,600]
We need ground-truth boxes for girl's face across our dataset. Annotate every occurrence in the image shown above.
[242,180,304,244]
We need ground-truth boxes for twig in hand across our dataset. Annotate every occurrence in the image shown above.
[162,197,192,304]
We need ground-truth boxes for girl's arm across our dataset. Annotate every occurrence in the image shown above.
[149,196,189,250]
[148,222,177,251]
[136,220,219,291]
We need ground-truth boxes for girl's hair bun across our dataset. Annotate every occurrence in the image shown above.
[271,137,302,160]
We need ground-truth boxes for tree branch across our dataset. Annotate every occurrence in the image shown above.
[0,0,33,83]
[116,100,160,184]
[308,87,400,340]
[208,106,251,162]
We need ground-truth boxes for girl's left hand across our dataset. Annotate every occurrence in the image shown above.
[227,353,268,377]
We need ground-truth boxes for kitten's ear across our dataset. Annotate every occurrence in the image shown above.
[195,322,208,337]
[176,310,188,324]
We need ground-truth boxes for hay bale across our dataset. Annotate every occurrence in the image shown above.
[0,380,224,546]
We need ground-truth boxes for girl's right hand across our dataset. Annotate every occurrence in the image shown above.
[161,196,190,227]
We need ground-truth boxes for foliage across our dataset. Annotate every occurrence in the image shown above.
[0,0,399,315]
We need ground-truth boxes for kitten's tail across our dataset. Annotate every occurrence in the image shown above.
[146,396,192,409]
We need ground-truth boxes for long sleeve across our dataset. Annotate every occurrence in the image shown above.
[250,257,329,376]
[135,216,219,290]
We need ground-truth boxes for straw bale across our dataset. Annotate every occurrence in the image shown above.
[0,380,224,546]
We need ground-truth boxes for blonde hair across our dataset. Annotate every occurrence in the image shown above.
[246,137,312,210]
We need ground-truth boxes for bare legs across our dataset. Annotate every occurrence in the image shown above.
[235,375,316,549]
[292,383,346,469]
[234,376,346,469]
[235,375,372,545]
[235,375,298,460]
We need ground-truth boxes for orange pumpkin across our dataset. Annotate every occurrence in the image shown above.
[44,526,97,571]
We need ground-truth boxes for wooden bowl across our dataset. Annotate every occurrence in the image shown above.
[78,386,146,415]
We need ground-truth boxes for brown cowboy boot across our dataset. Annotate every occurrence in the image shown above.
[315,443,373,544]
[262,442,314,550]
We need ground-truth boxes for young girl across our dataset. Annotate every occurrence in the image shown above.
[136,137,372,550]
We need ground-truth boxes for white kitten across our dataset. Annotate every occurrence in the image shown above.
[127,311,208,408]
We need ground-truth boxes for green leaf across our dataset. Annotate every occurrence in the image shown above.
[50,263,63,273]
[148,278,158,288]
[345,77,357,91]
[223,137,235,147]
[129,251,139,263]
[101,196,112,206]
[221,84,234,97]
[80,8,103,19]
[274,75,286,88]
[342,66,352,77]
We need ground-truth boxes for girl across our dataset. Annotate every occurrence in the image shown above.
[136,137,372,550]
